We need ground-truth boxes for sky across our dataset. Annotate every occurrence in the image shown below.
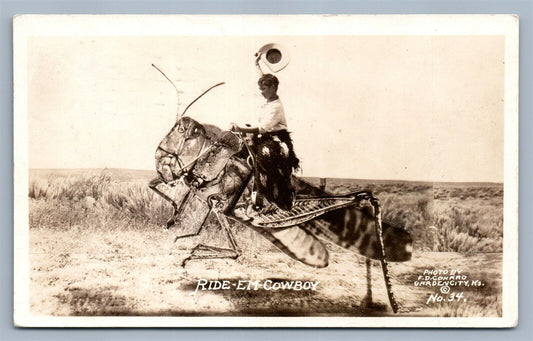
[24,17,507,182]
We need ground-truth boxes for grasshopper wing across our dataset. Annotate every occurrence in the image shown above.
[229,217,329,268]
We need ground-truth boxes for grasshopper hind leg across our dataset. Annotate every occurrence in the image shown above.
[181,200,241,267]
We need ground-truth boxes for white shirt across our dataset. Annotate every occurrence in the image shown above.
[257,98,287,133]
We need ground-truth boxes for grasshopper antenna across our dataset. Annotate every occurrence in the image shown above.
[180,82,225,120]
[152,63,181,120]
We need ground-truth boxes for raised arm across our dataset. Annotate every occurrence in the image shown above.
[255,53,264,76]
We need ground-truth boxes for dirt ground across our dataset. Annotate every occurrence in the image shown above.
[29,225,502,317]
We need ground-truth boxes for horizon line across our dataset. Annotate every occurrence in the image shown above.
[28,167,504,185]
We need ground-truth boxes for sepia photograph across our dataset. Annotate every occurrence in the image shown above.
[13,15,518,327]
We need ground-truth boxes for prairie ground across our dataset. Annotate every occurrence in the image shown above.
[26,169,503,317]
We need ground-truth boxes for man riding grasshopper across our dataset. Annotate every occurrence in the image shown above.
[230,52,299,215]
[149,44,412,313]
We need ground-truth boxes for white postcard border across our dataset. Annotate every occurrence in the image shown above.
[13,14,519,328]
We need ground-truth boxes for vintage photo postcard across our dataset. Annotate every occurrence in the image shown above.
[13,15,518,327]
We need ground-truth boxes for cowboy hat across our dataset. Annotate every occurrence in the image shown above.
[256,43,290,73]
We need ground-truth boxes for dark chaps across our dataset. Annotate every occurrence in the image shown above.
[251,130,300,211]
